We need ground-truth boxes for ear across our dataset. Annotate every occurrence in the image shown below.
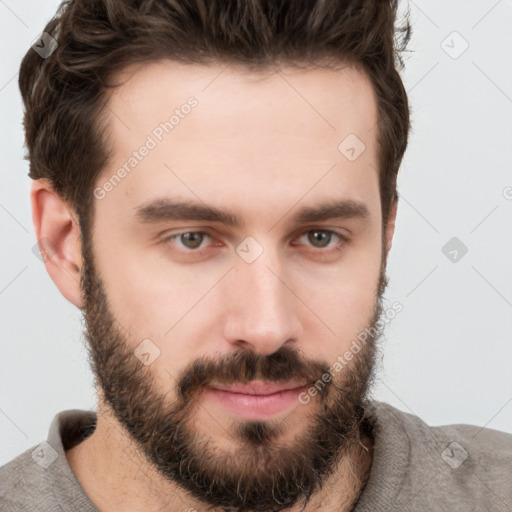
[30,179,84,308]
[385,198,398,254]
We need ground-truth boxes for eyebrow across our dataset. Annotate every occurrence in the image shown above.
[133,197,371,228]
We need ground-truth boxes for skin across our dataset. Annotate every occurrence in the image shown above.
[31,60,397,511]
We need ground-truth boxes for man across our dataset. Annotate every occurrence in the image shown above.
[1,0,511,511]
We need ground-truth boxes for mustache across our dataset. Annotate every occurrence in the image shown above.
[177,344,331,401]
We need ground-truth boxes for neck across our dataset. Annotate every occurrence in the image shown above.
[66,405,373,512]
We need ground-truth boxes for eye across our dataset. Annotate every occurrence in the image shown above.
[295,229,347,250]
[163,231,212,251]
[160,228,348,253]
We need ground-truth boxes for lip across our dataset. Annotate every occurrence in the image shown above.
[209,380,307,395]
[205,380,309,420]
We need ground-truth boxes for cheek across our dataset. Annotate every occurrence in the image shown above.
[90,237,182,355]
[92,233,227,377]
[293,235,382,358]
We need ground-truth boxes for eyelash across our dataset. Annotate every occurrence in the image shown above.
[160,229,349,253]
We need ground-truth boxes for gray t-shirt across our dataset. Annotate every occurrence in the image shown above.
[1,401,511,511]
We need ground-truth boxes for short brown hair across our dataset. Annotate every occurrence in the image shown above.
[19,0,411,241]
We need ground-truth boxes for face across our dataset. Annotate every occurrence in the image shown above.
[81,60,392,511]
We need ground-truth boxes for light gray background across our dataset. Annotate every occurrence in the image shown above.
[1,0,511,466]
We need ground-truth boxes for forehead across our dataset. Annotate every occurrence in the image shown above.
[97,60,380,224]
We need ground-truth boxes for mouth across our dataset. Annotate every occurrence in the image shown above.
[209,380,308,395]
[205,380,310,419]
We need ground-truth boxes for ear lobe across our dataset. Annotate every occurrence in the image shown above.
[30,179,84,308]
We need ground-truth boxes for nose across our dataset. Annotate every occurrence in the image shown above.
[222,249,303,356]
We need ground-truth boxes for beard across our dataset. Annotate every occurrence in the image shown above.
[79,231,389,512]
